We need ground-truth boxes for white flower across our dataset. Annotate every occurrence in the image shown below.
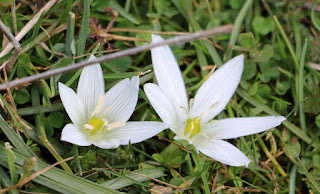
[144,35,286,167]
[59,55,166,149]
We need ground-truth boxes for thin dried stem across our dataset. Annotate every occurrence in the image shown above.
[0,0,58,58]
[0,20,20,49]
[0,25,233,90]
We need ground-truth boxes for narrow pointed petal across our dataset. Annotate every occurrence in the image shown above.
[107,121,167,145]
[151,35,188,120]
[202,116,286,140]
[102,76,139,123]
[77,55,105,119]
[59,82,86,128]
[194,138,251,167]
[144,83,181,132]
[61,124,91,146]
[190,55,244,124]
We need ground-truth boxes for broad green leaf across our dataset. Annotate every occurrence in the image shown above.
[16,65,28,78]
[252,45,274,62]
[152,153,164,163]
[238,32,256,49]
[252,16,276,35]
[47,112,63,128]
[105,56,132,72]
[242,60,256,81]
[12,89,30,104]
[17,53,31,65]
[275,81,290,95]
[155,0,171,15]
[283,141,301,161]
[230,0,245,9]
[313,154,320,168]
[53,43,65,53]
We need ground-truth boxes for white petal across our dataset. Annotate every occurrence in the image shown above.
[107,121,167,145]
[193,138,251,167]
[102,76,139,123]
[151,35,188,120]
[190,55,244,124]
[144,83,181,132]
[92,138,121,149]
[61,124,91,146]
[59,82,86,128]
[202,116,286,140]
[77,55,105,119]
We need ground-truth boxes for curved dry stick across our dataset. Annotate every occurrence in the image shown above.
[0,25,233,91]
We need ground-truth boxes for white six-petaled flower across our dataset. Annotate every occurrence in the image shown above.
[59,56,167,149]
[144,35,286,167]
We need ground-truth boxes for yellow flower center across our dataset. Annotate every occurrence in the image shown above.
[84,96,125,136]
[86,116,105,135]
[184,117,201,138]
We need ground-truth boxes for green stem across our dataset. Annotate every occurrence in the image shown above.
[191,150,210,194]
[289,165,298,194]
[226,0,253,60]
[273,16,299,71]
[298,40,307,133]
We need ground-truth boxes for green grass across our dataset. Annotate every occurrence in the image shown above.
[0,0,320,193]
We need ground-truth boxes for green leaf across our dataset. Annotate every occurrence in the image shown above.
[0,0,14,4]
[265,66,280,79]
[12,89,30,104]
[53,43,65,53]
[134,26,152,47]
[252,45,274,62]
[313,154,320,169]
[230,0,245,9]
[105,56,132,72]
[155,0,171,15]
[275,81,290,95]
[152,153,164,163]
[107,0,139,24]
[16,65,28,78]
[242,60,256,81]
[248,82,258,95]
[257,84,271,98]
[316,114,320,128]
[47,112,63,128]
[284,140,301,161]
[252,16,276,35]
[17,53,31,65]
[238,32,256,49]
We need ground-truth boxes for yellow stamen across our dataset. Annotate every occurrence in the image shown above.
[84,124,94,130]
[184,117,201,138]
[107,122,126,130]
[179,106,188,114]
[209,133,218,141]
[210,101,219,109]
[189,98,194,108]
[91,96,104,117]
[86,116,105,135]
[100,107,112,117]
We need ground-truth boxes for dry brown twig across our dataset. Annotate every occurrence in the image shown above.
[0,25,234,91]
